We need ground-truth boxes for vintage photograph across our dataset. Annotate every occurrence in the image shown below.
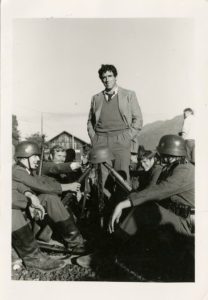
[11,17,196,282]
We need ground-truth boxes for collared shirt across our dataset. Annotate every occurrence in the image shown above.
[182,114,195,140]
[103,86,118,101]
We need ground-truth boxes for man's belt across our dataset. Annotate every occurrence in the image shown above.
[161,200,195,219]
[95,128,129,137]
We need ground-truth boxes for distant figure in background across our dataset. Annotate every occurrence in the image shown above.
[181,108,195,164]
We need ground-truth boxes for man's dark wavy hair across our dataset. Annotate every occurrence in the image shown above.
[98,64,118,79]
[183,107,194,115]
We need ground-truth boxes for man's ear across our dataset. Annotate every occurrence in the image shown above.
[20,157,27,167]
[49,154,53,161]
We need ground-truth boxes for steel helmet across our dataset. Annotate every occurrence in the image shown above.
[157,135,187,157]
[89,146,115,164]
[15,141,41,158]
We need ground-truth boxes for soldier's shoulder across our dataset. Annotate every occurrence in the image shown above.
[174,162,195,176]
[12,165,27,175]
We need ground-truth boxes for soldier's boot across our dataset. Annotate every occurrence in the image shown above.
[56,218,88,255]
[12,224,65,272]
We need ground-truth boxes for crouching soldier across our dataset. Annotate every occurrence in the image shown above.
[109,135,195,268]
[12,141,89,271]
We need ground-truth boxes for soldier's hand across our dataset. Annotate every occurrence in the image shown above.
[25,193,46,220]
[70,162,81,171]
[29,206,45,221]
[108,204,123,234]
[68,182,81,192]
[25,191,40,206]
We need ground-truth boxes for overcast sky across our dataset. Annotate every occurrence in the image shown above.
[12,18,195,142]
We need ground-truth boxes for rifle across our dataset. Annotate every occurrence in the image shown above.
[103,162,132,193]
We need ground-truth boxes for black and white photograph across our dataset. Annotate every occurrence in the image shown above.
[1,0,208,299]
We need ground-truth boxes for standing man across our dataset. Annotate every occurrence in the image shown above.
[181,108,195,164]
[87,64,143,182]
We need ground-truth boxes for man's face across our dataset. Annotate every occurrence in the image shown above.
[184,111,191,119]
[21,155,40,170]
[101,71,117,91]
[160,155,177,165]
[52,151,66,164]
[141,157,154,171]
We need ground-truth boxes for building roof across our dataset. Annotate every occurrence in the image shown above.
[47,130,90,146]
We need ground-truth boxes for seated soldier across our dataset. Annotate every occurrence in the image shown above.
[12,141,89,269]
[42,145,83,198]
[12,180,65,271]
[42,145,81,184]
[109,135,195,262]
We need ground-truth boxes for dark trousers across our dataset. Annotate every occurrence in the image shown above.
[119,202,193,237]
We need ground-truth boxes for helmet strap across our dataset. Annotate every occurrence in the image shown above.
[27,157,32,172]
[16,158,32,173]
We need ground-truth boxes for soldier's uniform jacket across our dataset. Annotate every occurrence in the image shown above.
[12,181,31,209]
[42,161,82,184]
[13,165,62,196]
[129,161,194,208]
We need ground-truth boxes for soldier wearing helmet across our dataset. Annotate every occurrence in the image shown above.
[109,135,194,271]
[12,141,90,272]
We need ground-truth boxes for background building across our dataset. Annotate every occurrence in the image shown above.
[47,131,90,160]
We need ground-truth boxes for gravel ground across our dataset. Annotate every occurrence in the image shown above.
[12,253,147,282]
[12,246,194,282]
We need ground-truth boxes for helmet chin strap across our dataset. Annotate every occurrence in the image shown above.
[17,158,33,173]
[27,157,32,172]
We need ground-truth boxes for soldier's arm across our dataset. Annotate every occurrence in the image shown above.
[42,162,73,175]
[129,165,194,207]
[13,167,81,195]
[13,168,62,195]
